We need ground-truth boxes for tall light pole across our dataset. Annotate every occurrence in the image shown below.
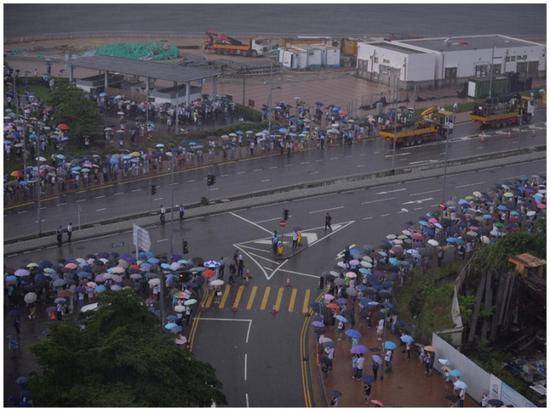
[391,70,399,173]
[35,139,42,235]
[488,45,496,99]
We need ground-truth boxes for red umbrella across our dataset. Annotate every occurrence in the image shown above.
[57,123,70,131]
[10,170,23,178]
[202,269,216,279]
[326,303,339,310]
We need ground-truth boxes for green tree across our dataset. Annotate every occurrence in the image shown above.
[28,291,226,407]
[48,80,102,147]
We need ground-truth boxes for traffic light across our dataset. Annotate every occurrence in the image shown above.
[207,174,216,186]
[283,209,289,221]
[182,240,189,254]
[151,184,156,195]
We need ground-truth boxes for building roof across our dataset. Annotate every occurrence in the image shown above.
[399,34,543,53]
[370,41,425,54]
[69,56,221,83]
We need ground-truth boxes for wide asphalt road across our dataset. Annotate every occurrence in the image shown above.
[4,113,546,241]
[5,159,545,406]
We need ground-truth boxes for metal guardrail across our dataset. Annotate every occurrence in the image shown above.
[4,146,545,245]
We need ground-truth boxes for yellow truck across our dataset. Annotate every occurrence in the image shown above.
[469,95,532,128]
[378,107,454,147]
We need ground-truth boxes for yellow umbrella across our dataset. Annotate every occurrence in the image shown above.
[130,151,141,157]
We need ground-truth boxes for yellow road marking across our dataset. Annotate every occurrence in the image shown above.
[274,287,285,312]
[203,290,215,308]
[246,286,258,310]
[260,287,271,310]
[302,289,311,315]
[232,285,246,309]
[288,288,298,312]
[219,285,231,309]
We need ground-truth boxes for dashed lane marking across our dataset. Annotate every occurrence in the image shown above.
[219,285,231,309]
[260,287,271,310]
[203,291,215,308]
[302,289,311,315]
[246,286,258,310]
[288,288,298,312]
[274,288,285,312]
[96,208,106,212]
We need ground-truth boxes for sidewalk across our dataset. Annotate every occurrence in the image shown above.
[308,318,478,407]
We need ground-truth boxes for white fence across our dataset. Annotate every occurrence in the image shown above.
[432,333,536,407]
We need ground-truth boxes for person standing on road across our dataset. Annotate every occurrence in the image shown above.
[66,222,73,242]
[325,212,332,232]
[292,230,298,250]
[228,263,236,284]
[160,204,166,224]
[363,381,372,403]
[218,257,225,279]
[56,225,63,246]
[372,357,379,380]
[272,230,279,255]
[179,204,185,221]
[237,254,244,278]
[355,353,365,380]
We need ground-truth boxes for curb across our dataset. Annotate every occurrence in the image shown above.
[5,148,545,256]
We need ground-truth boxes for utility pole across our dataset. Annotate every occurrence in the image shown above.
[488,45,495,99]
[35,139,42,235]
[441,117,452,202]
[391,71,398,172]
[267,54,274,134]
[242,76,246,105]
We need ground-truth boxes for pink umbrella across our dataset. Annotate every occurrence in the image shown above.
[94,274,106,283]
[349,259,360,266]
[65,262,77,270]
[412,232,423,241]
[112,274,123,283]
[428,217,438,224]
[537,202,546,209]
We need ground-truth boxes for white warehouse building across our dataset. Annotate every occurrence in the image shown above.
[356,34,545,89]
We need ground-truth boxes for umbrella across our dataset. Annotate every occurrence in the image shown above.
[165,322,178,331]
[348,344,368,355]
[345,329,361,339]
[488,399,504,407]
[361,374,375,384]
[10,170,24,178]
[15,268,30,277]
[95,285,107,293]
[400,334,414,344]
[384,341,397,350]
[24,292,37,304]
[335,315,347,323]
[324,293,335,302]
[449,369,461,378]
[202,269,216,279]
[111,285,122,291]
[203,259,220,268]
[427,239,439,247]
[453,380,467,390]
[321,340,336,348]
[5,275,17,283]
[52,279,66,287]
[370,400,384,407]
[184,299,197,306]
[312,321,325,328]
[371,354,383,364]
[148,278,161,286]
[175,336,188,345]
[174,305,186,313]
[424,345,436,352]
[189,266,205,273]
[57,123,70,130]
[65,262,77,270]
[345,271,357,279]
[209,279,224,287]
[130,273,142,280]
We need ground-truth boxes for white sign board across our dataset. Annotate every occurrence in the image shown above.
[133,224,151,252]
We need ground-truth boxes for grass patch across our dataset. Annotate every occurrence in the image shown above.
[395,262,458,344]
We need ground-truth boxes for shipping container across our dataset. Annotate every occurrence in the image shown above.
[467,77,511,98]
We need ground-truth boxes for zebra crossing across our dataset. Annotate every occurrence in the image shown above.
[200,285,314,315]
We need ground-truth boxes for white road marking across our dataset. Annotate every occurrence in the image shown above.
[253,168,262,172]
[255,216,282,223]
[278,267,319,279]
[153,197,164,201]
[362,216,373,220]
[237,171,246,175]
[95,195,105,199]
[96,208,106,212]
[308,206,344,214]
[268,166,278,169]
[221,174,230,177]
[230,212,275,235]
[310,170,319,174]
[373,151,380,154]
[309,220,355,247]
[195,318,252,344]
[131,188,142,192]
[209,187,219,191]
[268,259,289,280]
[402,197,433,205]
[56,203,67,207]
[170,182,179,185]
[187,179,196,182]
[246,393,250,408]
[380,213,390,217]
[244,353,248,381]
[414,206,424,211]
[157,238,168,243]
[360,197,395,205]
[329,157,339,160]
[17,210,28,214]
[410,189,441,197]
[234,244,270,280]
[114,192,124,196]
[237,244,273,254]
[39,207,47,210]
[261,178,271,183]
[456,181,485,188]
[376,188,406,195]
[300,161,311,165]
[246,252,280,265]
[385,152,411,158]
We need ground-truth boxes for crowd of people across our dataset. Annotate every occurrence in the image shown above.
[310,174,545,406]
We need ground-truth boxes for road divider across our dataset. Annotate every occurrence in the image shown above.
[5,146,546,254]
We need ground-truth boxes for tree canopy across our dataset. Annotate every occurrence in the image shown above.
[28,290,226,407]
[48,80,102,146]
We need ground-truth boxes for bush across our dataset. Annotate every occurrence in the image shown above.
[234,104,262,122]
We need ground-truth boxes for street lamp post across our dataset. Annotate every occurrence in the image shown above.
[35,139,42,235]
[391,71,399,173]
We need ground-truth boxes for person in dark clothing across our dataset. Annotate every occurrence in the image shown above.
[325,212,332,232]
[228,263,236,284]
[56,226,63,246]
[372,359,379,380]
[319,275,325,290]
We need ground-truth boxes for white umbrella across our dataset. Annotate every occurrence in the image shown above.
[402,229,412,236]
[174,305,186,313]
[345,272,357,279]
[148,278,160,287]
[184,299,197,306]
[111,266,125,274]
[24,292,37,304]
[427,239,439,247]
[175,336,187,345]
[362,256,373,263]
[361,261,373,268]
[386,234,397,240]
[481,236,490,244]
[81,303,99,313]
[210,279,224,287]
[454,380,467,390]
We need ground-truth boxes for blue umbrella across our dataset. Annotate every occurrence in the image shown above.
[400,335,414,344]
[95,285,107,293]
[345,329,361,339]
[204,260,220,268]
[359,268,371,275]
[483,214,493,220]
[497,204,508,211]
[418,220,429,227]
[147,257,160,265]
[335,315,348,323]
[351,345,368,354]
[77,271,91,278]
[34,273,47,283]
[446,237,458,244]
[160,263,171,270]
[389,257,399,266]
[458,199,469,206]
[384,341,397,350]
[278,128,288,134]
[5,275,17,283]
[336,298,348,306]
[164,322,178,331]
[312,321,325,328]
[361,374,375,384]
[450,369,461,378]
[359,297,371,306]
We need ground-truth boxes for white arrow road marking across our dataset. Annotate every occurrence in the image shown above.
[233,244,269,280]
[402,197,434,205]
[301,232,318,244]
[308,206,343,214]
[268,259,289,280]
[376,188,406,195]
[399,208,409,213]
[361,197,396,205]
[230,212,273,235]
